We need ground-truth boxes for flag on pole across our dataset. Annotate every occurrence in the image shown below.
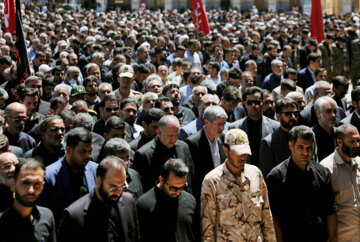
[311,0,325,42]
[192,0,210,35]
[4,0,16,33]
[16,0,31,83]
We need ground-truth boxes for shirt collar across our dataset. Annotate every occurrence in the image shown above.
[334,147,359,169]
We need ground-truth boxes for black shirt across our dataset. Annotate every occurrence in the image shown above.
[266,157,338,242]
[312,124,337,161]
[0,205,56,242]
[0,185,12,212]
[3,129,36,153]
[247,117,262,167]
[66,162,88,201]
[93,118,105,136]
[25,142,65,167]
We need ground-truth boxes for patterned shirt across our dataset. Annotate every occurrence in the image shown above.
[201,163,276,242]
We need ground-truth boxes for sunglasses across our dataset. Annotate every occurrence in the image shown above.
[163,107,175,112]
[50,127,66,133]
[264,100,274,105]
[105,107,120,112]
[245,100,262,106]
[281,111,300,117]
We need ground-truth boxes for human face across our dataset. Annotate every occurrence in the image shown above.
[159,172,187,199]
[262,94,275,118]
[166,88,181,105]
[22,95,39,117]
[339,129,360,158]
[54,71,65,83]
[85,81,99,95]
[68,54,78,65]
[289,138,314,169]
[143,120,159,138]
[277,105,299,131]
[67,142,93,170]
[117,151,131,168]
[143,97,157,111]
[44,85,54,98]
[272,63,283,76]
[148,79,162,96]
[102,100,120,121]
[333,85,348,99]
[27,79,43,96]
[311,58,322,69]
[119,76,132,88]
[316,71,327,81]
[120,103,138,125]
[89,68,101,81]
[222,99,238,115]
[55,87,70,100]
[241,73,254,90]
[244,92,263,120]
[158,66,169,78]
[223,146,248,175]
[317,86,334,98]
[12,167,44,207]
[229,78,241,87]
[104,128,126,141]
[157,123,179,149]
[0,153,18,186]
[198,95,217,118]
[43,119,65,148]
[98,168,126,205]
[293,97,305,111]
[99,85,112,99]
[317,102,337,130]
[6,107,27,134]
[246,63,258,76]
[205,117,226,140]
[214,46,223,58]
[192,87,207,107]
[160,101,175,115]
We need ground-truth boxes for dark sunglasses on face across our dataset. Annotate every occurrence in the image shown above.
[105,107,120,112]
[245,100,262,106]
[163,107,175,112]
[264,100,274,105]
[165,181,188,192]
[50,127,66,133]
[282,111,300,117]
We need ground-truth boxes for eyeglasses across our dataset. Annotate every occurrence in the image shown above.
[50,127,66,133]
[194,92,206,96]
[145,99,156,104]
[105,106,120,112]
[104,181,128,193]
[281,111,300,117]
[245,100,262,106]
[244,79,254,83]
[163,107,175,112]
[320,92,335,97]
[11,117,29,123]
[165,181,187,192]
[0,162,16,171]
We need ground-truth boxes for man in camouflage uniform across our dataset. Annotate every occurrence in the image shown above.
[318,34,336,82]
[201,129,276,242]
[332,35,346,77]
[347,29,360,88]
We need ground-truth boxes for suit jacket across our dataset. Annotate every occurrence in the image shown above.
[58,190,139,242]
[185,128,226,200]
[133,137,194,193]
[38,156,98,226]
[229,116,280,165]
[299,104,346,127]
[339,111,360,133]
[178,117,204,141]
[297,67,315,92]
[259,128,291,177]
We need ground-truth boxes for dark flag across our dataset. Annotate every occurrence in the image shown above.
[16,0,31,83]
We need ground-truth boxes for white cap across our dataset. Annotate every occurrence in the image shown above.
[39,64,52,73]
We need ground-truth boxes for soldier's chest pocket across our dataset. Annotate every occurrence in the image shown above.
[249,192,264,222]
[216,193,241,220]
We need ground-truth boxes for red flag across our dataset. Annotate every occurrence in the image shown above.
[192,0,210,35]
[3,0,16,33]
[311,0,325,42]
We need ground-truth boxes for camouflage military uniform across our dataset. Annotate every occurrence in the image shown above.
[201,163,276,242]
[349,38,360,87]
[318,41,335,82]
[331,43,346,76]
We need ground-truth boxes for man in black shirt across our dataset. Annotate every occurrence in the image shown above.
[136,158,196,242]
[58,156,139,242]
[266,125,338,242]
[0,159,56,242]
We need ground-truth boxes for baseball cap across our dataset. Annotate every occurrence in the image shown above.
[70,85,87,96]
[119,65,134,78]
[39,64,52,73]
[224,129,252,156]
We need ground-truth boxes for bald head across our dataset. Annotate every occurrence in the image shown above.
[0,152,18,186]
[4,102,27,136]
[157,115,180,149]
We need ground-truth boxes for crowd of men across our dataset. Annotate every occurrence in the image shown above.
[0,2,360,241]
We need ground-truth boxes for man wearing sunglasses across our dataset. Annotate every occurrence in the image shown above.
[259,97,300,177]
[93,94,120,136]
[24,115,65,167]
[136,158,196,242]
[229,86,279,167]
[58,156,139,242]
